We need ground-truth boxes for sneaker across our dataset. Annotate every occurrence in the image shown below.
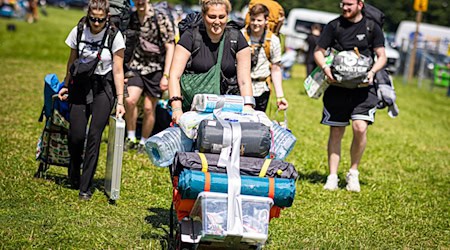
[346,170,361,192]
[124,138,137,151]
[136,144,146,154]
[323,174,339,191]
[79,191,92,201]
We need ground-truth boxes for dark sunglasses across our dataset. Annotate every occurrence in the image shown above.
[88,16,107,23]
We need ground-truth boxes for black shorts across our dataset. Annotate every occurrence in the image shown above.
[127,71,162,98]
[321,85,378,126]
[255,91,270,112]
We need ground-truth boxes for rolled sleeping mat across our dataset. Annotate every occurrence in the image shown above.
[178,169,296,207]
[145,127,194,167]
[171,152,298,179]
[196,120,271,158]
[191,94,244,113]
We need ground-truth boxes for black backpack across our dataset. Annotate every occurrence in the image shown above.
[334,3,384,52]
[75,16,119,58]
[178,12,243,95]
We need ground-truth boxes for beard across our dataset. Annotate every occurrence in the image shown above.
[342,9,359,19]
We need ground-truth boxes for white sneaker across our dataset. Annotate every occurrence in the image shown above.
[346,169,361,192]
[323,174,339,191]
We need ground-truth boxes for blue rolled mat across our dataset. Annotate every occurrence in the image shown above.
[178,169,296,207]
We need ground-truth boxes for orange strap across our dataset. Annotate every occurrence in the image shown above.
[204,172,211,192]
[268,177,275,199]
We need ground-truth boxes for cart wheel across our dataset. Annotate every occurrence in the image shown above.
[34,162,48,178]
[175,230,196,250]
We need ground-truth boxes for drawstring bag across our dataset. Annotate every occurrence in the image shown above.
[331,50,373,88]
[180,35,224,112]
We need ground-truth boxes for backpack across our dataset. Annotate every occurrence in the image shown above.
[334,3,384,52]
[178,12,241,69]
[109,0,132,31]
[243,28,273,68]
[245,0,285,35]
[153,1,175,31]
[178,12,243,95]
[76,16,119,58]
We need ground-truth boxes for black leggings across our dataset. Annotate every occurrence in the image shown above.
[68,91,114,193]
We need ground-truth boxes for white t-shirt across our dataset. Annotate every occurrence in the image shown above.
[65,25,125,75]
[244,31,282,96]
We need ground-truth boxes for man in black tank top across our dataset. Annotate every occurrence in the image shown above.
[313,0,387,192]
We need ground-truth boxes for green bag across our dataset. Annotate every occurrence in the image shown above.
[180,36,225,111]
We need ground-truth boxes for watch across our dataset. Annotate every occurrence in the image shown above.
[243,96,256,108]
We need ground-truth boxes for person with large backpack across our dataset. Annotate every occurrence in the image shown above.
[244,0,284,36]
[243,3,288,112]
[313,0,387,192]
[58,0,126,200]
[168,0,254,124]
[123,0,175,153]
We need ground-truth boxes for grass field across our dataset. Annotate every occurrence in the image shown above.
[0,7,449,249]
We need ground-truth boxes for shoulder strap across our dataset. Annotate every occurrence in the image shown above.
[263,30,273,63]
[107,24,119,56]
[365,18,375,50]
[227,27,239,58]
[333,19,344,51]
[186,26,202,69]
[76,16,87,58]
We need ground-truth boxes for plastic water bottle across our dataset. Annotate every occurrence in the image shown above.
[144,127,194,167]
[270,122,297,160]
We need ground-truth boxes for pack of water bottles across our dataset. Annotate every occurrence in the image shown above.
[145,94,297,167]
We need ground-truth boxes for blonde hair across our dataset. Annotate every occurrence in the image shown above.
[200,0,231,14]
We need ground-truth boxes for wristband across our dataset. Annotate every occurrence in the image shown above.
[369,70,376,75]
[117,103,124,106]
[169,96,183,106]
[163,73,170,80]
[243,96,256,108]
[171,107,182,112]
[322,64,330,70]
[277,97,286,102]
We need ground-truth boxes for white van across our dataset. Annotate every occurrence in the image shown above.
[281,8,339,55]
[395,20,450,55]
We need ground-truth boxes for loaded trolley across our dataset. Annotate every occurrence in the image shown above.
[144,94,298,249]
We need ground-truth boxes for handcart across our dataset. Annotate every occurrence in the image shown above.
[35,95,70,178]
[168,152,298,250]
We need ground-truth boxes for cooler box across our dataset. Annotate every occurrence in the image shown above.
[190,192,273,244]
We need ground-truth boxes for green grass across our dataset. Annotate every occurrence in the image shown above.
[1,7,449,249]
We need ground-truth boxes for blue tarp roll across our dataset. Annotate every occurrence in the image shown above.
[178,169,296,207]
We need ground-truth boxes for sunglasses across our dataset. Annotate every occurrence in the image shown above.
[88,16,107,23]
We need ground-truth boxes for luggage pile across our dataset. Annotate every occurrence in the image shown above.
[145,94,298,249]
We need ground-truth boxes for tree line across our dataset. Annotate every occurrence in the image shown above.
[170,0,449,33]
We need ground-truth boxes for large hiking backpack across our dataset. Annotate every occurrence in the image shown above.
[109,0,132,31]
[243,28,274,69]
[153,1,175,30]
[245,0,285,35]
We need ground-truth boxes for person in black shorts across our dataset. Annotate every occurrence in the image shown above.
[314,0,387,192]
[124,0,175,153]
